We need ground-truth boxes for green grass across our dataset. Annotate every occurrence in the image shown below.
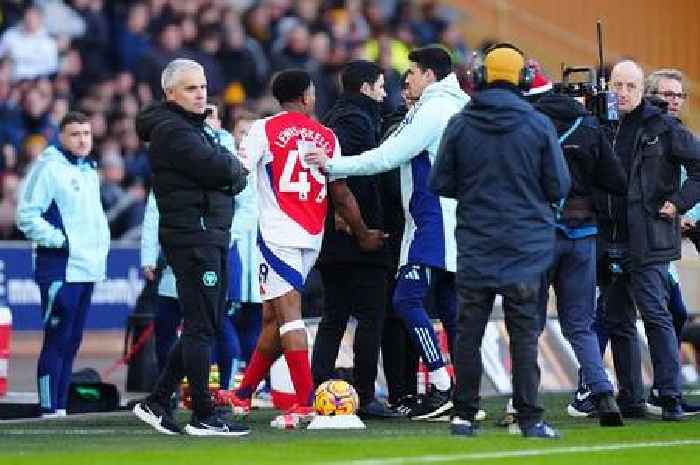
[1,394,700,465]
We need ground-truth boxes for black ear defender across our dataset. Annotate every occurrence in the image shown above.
[473,43,534,91]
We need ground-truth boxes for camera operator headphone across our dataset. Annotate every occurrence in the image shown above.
[473,43,534,91]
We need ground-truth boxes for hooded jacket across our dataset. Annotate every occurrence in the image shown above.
[136,101,248,249]
[533,93,627,235]
[324,73,470,272]
[16,145,110,284]
[430,85,570,288]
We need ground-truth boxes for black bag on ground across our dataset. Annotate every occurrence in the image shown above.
[67,368,120,414]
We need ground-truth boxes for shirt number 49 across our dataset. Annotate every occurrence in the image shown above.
[280,143,326,203]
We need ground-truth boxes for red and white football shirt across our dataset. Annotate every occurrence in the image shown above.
[241,111,341,250]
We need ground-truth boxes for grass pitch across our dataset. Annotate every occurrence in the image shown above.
[1,394,699,465]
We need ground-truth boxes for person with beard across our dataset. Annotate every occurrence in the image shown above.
[523,62,627,427]
[312,60,398,418]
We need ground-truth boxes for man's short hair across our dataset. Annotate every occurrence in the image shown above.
[271,69,312,104]
[408,46,452,81]
[60,111,89,130]
[646,68,685,95]
[161,58,204,92]
[341,60,382,94]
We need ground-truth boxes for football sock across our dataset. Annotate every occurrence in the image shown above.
[236,350,274,399]
[284,350,314,406]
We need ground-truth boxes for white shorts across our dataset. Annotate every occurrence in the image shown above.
[257,239,319,301]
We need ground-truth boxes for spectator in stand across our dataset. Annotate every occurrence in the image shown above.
[271,22,314,73]
[116,2,152,74]
[219,22,267,100]
[0,5,58,81]
[1,87,60,154]
[137,19,191,100]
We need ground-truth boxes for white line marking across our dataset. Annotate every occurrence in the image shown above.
[334,440,700,465]
[0,429,154,436]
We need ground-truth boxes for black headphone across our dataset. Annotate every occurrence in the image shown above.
[473,43,534,91]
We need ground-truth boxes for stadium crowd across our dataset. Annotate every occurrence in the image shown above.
[0,0,468,240]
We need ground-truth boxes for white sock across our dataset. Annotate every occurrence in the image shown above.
[429,367,451,391]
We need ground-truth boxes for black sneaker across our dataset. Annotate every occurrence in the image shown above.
[619,402,647,419]
[567,387,595,417]
[133,400,182,435]
[358,399,402,419]
[408,385,453,421]
[391,394,418,417]
[593,392,624,427]
[661,397,685,422]
[184,411,251,437]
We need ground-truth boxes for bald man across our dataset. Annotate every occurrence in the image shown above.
[593,60,700,421]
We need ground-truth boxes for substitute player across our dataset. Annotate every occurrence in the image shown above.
[220,69,385,420]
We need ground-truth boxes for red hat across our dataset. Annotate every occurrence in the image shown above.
[524,59,553,96]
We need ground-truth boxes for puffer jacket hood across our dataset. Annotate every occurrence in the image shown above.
[136,101,207,143]
[462,86,532,133]
[533,92,588,122]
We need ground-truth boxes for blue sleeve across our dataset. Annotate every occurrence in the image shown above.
[140,192,160,267]
[15,159,67,248]
[326,100,444,176]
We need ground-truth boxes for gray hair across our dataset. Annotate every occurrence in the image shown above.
[645,68,685,95]
[161,59,204,92]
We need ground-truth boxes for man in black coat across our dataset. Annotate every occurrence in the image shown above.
[312,60,397,418]
[430,43,570,438]
[595,60,700,421]
[133,59,249,436]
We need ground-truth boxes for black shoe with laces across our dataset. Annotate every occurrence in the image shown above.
[391,394,418,417]
[408,385,453,421]
[184,411,251,437]
[133,400,182,435]
[593,392,624,427]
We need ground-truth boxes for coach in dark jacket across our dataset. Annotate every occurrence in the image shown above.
[312,60,396,418]
[430,44,570,438]
[133,59,249,436]
[594,60,700,421]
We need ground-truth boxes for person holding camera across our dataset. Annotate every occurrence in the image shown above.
[430,43,570,438]
[592,60,700,421]
[521,63,627,426]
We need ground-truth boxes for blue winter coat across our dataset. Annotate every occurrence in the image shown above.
[430,86,570,288]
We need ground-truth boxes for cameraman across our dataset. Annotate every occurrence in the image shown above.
[524,63,627,427]
[595,60,700,421]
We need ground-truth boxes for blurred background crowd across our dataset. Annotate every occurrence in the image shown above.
[0,0,471,242]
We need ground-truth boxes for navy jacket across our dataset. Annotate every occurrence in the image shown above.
[430,86,571,288]
[319,93,390,267]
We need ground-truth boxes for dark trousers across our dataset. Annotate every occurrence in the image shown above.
[598,262,680,403]
[453,278,544,428]
[541,235,612,394]
[149,244,228,418]
[154,296,181,374]
[37,282,94,412]
[312,263,387,404]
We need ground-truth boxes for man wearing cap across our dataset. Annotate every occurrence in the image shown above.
[523,61,627,426]
[430,43,570,438]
